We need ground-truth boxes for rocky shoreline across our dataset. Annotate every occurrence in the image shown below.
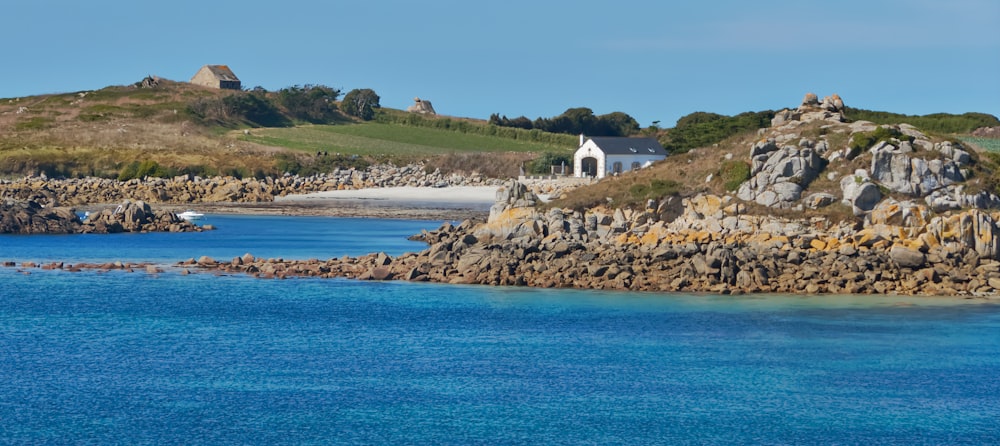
[0,199,207,234]
[154,181,994,297]
[0,163,509,222]
[13,178,999,298]
[6,180,1000,297]
[0,163,504,208]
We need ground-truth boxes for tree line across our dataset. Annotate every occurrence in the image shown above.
[489,107,640,137]
[186,85,381,127]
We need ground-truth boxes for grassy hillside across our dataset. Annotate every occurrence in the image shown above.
[240,123,571,156]
[0,79,575,179]
[2,78,997,192]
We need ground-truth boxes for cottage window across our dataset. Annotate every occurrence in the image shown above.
[631,162,641,170]
[612,162,623,174]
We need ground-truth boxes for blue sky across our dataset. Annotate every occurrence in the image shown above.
[3,0,998,128]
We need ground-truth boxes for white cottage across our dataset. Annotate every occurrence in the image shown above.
[573,135,667,179]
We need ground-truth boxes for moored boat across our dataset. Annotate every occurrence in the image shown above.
[177,210,204,221]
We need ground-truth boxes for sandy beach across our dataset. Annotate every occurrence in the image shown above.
[169,186,500,220]
[275,185,499,208]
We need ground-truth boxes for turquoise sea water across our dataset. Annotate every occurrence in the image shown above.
[2,215,999,444]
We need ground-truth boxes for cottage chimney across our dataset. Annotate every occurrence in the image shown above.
[579,134,585,147]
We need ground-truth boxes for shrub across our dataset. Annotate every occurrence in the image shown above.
[14,117,54,131]
[273,152,370,176]
[527,152,573,175]
[976,152,1000,196]
[118,160,171,180]
[178,165,218,178]
[664,110,775,154]
[844,107,999,134]
[629,184,650,199]
[718,160,751,191]
[374,110,578,147]
[630,179,680,201]
[274,153,302,175]
[224,92,288,127]
[650,179,681,196]
[274,85,340,123]
[848,126,914,158]
[341,88,380,121]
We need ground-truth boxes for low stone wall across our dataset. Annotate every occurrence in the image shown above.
[0,163,507,207]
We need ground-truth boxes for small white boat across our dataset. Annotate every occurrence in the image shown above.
[177,210,205,221]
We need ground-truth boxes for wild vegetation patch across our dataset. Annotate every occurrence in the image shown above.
[663,110,775,154]
[844,107,999,134]
[14,116,54,131]
[718,160,751,191]
[526,152,573,175]
[847,126,914,159]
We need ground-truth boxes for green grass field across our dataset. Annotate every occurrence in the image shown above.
[240,123,574,156]
[961,136,1000,153]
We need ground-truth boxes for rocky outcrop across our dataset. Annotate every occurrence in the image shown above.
[0,199,205,234]
[925,185,1000,212]
[0,200,81,234]
[869,140,966,195]
[972,126,1000,138]
[736,138,826,208]
[840,170,882,215]
[80,200,206,233]
[475,179,543,241]
[406,97,436,115]
[741,93,993,216]
[771,93,846,127]
[351,192,1000,295]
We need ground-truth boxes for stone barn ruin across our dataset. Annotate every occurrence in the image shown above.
[190,65,241,90]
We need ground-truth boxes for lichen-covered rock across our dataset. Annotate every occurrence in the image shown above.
[868,199,930,227]
[870,142,964,195]
[839,171,882,215]
[925,185,1000,212]
[924,210,1000,260]
[803,193,838,209]
[889,244,926,269]
[737,143,825,208]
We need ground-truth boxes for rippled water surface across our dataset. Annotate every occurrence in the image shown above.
[1,216,998,444]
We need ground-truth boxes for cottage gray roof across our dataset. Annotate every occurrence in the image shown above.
[204,65,239,81]
[587,137,667,156]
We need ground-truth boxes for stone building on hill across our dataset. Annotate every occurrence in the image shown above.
[407,97,436,115]
[190,65,241,90]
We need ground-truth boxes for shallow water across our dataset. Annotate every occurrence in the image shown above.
[0,214,434,263]
[1,216,998,444]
